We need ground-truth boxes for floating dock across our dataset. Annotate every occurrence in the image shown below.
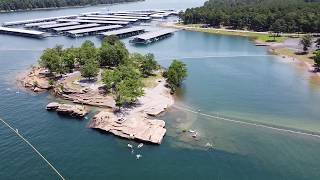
[87,14,151,21]
[2,15,78,26]
[78,16,137,22]
[66,25,122,37]
[24,21,57,28]
[131,29,177,44]
[0,26,47,38]
[57,19,130,25]
[39,22,80,30]
[100,27,145,38]
[53,23,101,32]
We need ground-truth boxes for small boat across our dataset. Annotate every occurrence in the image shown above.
[188,129,195,133]
[137,143,143,149]
[128,144,133,148]
[136,154,142,160]
[192,132,198,138]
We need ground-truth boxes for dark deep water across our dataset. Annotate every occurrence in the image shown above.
[1,0,320,179]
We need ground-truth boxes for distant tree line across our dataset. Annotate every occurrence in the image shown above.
[0,0,141,11]
[179,0,320,33]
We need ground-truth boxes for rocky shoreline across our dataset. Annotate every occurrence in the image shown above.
[20,66,174,144]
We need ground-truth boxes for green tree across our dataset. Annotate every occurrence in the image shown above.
[165,60,188,92]
[269,19,286,40]
[61,48,76,73]
[115,78,144,107]
[314,51,320,71]
[39,45,63,74]
[78,40,97,65]
[130,53,158,77]
[316,38,320,49]
[98,38,128,67]
[80,60,99,80]
[300,34,312,52]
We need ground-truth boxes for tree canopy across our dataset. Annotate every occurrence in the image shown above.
[300,34,313,52]
[165,60,188,92]
[0,0,140,11]
[180,0,320,33]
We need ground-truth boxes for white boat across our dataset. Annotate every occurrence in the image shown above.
[137,143,143,148]
[136,154,142,160]
[128,144,133,148]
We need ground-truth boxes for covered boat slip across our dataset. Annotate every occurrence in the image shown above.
[57,19,130,25]
[24,21,57,28]
[66,25,122,38]
[39,22,80,29]
[2,15,78,27]
[85,14,151,21]
[100,27,145,38]
[0,26,47,38]
[78,16,138,22]
[53,23,101,32]
[131,29,177,44]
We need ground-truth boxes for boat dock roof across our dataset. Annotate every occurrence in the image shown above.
[57,19,130,25]
[66,25,122,37]
[0,26,47,38]
[24,21,57,28]
[134,29,176,41]
[53,23,101,32]
[88,14,151,20]
[100,27,145,36]
[78,16,137,22]
[2,15,78,26]
[39,22,80,29]
[131,29,177,44]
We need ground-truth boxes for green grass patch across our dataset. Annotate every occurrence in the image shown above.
[142,73,162,88]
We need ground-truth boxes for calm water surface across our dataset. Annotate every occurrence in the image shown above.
[1,0,320,179]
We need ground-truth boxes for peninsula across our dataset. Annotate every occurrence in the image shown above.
[20,36,187,144]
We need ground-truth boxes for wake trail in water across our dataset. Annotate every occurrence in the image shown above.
[0,117,65,180]
[173,105,320,139]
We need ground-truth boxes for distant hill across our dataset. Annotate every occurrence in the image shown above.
[180,0,320,33]
[0,0,142,11]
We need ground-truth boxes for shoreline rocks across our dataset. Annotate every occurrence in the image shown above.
[46,102,88,118]
[89,111,166,144]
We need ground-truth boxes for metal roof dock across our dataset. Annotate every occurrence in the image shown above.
[39,22,80,29]
[57,19,130,25]
[88,14,151,21]
[78,16,137,22]
[2,15,78,26]
[131,29,177,44]
[53,23,101,32]
[66,25,122,37]
[100,27,145,38]
[24,21,57,28]
[0,26,47,38]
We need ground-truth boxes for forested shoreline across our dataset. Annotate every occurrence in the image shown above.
[180,0,320,33]
[0,0,142,11]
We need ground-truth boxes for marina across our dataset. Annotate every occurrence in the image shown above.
[85,14,152,21]
[56,19,130,25]
[24,21,57,28]
[2,15,78,26]
[131,29,177,44]
[39,22,80,30]
[0,26,47,38]
[52,23,101,32]
[66,25,122,37]
[78,16,137,22]
[99,27,145,38]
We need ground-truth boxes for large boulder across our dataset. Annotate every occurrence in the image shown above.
[89,111,166,144]
[46,102,88,118]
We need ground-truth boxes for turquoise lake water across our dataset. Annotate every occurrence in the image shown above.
[1,0,320,179]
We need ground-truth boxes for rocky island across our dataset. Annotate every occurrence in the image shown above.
[20,36,187,144]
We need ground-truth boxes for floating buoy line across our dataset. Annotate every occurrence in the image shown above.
[0,117,65,180]
[173,105,320,139]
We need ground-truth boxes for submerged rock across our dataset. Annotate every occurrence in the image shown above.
[46,102,88,118]
[89,111,166,144]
